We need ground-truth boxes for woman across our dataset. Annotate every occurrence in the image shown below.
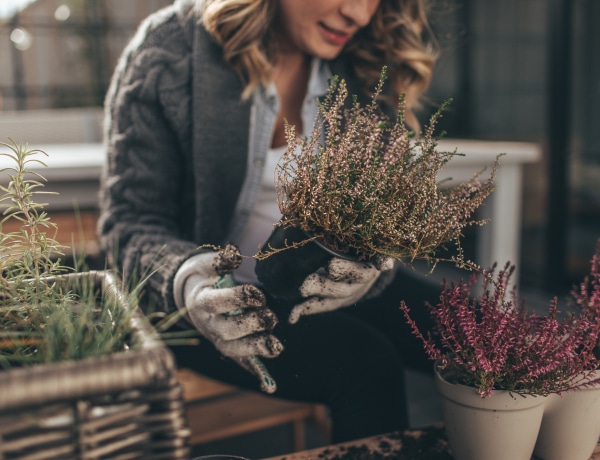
[99,0,438,443]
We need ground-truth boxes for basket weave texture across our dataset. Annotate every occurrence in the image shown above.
[0,271,191,459]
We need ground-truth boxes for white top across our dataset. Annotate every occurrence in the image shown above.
[232,59,329,285]
[234,145,286,284]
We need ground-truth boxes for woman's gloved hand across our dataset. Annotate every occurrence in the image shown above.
[174,245,283,360]
[289,255,394,324]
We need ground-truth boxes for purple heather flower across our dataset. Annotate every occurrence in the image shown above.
[401,249,600,397]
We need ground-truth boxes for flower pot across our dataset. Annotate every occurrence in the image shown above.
[255,223,357,303]
[434,364,547,460]
[534,370,600,460]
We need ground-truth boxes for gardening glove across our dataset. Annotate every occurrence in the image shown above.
[289,255,394,324]
[173,245,284,360]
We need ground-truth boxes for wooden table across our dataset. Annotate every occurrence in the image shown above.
[262,424,450,460]
[261,424,600,460]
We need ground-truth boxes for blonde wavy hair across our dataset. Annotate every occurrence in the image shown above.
[201,0,437,128]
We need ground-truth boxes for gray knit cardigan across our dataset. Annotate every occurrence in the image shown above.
[98,0,391,316]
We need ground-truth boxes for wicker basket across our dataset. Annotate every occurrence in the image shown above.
[0,271,191,460]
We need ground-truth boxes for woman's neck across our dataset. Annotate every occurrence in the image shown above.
[270,52,311,148]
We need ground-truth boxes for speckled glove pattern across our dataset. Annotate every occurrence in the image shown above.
[289,255,395,324]
[174,248,283,360]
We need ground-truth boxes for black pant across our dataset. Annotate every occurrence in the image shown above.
[170,267,439,443]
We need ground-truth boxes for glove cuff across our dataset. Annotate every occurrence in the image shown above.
[363,262,398,301]
[173,252,215,310]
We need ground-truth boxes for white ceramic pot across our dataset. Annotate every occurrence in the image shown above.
[434,364,547,460]
[534,371,600,460]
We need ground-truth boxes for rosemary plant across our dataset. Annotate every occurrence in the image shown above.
[0,140,139,368]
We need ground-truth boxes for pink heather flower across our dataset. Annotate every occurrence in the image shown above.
[401,248,600,398]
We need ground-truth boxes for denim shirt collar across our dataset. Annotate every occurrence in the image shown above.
[307,58,332,104]
[225,58,331,244]
[262,57,332,132]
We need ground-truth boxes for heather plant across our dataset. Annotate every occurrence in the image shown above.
[261,67,500,270]
[401,262,600,398]
[570,238,600,359]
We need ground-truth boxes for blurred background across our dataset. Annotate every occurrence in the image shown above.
[0,0,598,316]
[0,1,598,457]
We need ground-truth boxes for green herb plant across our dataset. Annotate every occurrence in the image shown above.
[0,140,141,368]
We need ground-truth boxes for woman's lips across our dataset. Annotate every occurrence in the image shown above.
[319,23,351,46]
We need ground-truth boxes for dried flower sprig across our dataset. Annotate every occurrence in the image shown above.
[401,261,600,398]
[265,67,500,269]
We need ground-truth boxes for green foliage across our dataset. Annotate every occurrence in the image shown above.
[0,140,66,291]
[0,140,140,368]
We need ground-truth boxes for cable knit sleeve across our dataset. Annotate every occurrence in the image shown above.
[98,2,200,316]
